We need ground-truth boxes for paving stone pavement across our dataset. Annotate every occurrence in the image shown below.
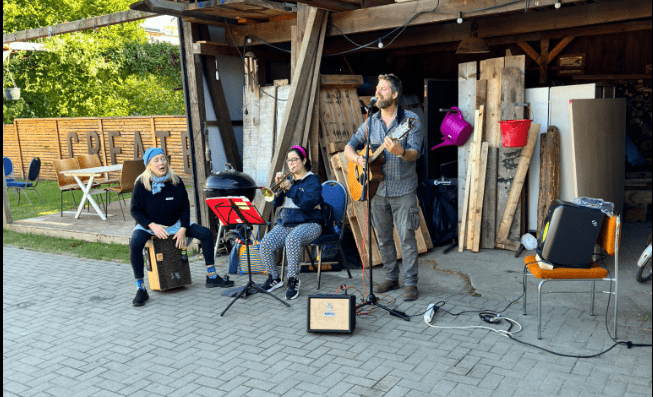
[3,246,652,397]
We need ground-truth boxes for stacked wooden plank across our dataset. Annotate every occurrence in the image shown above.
[458,55,542,252]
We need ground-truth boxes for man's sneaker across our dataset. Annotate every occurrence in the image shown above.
[261,275,283,292]
[375,279,400,293]
[132,288,149,306]
[285,277,300,300]
[206,275,235,288]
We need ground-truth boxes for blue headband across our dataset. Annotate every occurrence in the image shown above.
[143,147,164,166]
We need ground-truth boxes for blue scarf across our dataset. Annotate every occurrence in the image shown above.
[151,173,170,195]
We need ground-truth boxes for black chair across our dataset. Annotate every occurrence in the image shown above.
[6,157,44,206]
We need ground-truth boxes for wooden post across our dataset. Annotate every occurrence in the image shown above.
[13,119,25,179]
[537,126,560,238]
[54,119,63,160]
[496,123,540,249]
[149,117,157,148]
[472,142,489,252]
[182,21,211,229]
[466,106,484,250]
[457,62,477,227]
[98,118,109,166]
[3,164,12,225]
[302,12,328,148]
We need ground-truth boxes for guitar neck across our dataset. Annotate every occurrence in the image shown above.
[368,144,386,163]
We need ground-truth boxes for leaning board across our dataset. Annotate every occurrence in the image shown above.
[569,98,626,213]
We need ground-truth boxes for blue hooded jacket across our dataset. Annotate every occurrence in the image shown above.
[273,172,323,227]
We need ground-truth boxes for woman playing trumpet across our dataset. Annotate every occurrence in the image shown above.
[260,145,323,300]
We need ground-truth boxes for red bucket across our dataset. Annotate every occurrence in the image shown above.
[499,119,532,147]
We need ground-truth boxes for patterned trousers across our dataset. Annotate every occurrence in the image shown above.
[260,223,322,280]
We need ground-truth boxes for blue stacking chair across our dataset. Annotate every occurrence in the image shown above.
[6,157,44,205]
[3,156,15,182]
[281,180,353,289]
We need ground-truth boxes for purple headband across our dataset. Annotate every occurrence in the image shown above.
[291,145,306,159]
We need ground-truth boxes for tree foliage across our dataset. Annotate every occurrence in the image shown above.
[3,0,185,124]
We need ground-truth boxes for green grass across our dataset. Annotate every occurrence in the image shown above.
[3,227,131,263]
[4,179,130,262]
[4,179,130,222]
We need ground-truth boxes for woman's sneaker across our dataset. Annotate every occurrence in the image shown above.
[285,277,300,300]
[261,275,283,292]
[132,288,149,306]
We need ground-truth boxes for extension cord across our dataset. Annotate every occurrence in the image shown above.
[424,303,436,323]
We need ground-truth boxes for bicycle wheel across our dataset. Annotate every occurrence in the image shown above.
[635,243,652,283]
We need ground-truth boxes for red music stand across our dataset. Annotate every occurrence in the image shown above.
[206,196,290,316]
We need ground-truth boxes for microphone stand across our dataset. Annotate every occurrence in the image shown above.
[356,103,411,321]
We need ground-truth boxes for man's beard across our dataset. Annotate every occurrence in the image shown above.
[377,95,394,109]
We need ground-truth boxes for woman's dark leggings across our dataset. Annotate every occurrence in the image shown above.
[129,223,215,279]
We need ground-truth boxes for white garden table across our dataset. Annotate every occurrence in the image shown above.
[59,164,123,220]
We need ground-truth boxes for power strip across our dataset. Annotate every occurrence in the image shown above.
[424,303,436,323]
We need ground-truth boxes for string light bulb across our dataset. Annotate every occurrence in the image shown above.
[554,0,561,8]
[377,38,384,49]
[246,37,253,44]
[457,12,463,24]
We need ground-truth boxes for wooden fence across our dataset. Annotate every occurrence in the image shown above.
[3,116,193,182]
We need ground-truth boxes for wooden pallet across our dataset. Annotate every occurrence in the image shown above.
[330,152,432,267]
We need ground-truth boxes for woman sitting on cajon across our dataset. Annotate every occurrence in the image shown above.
[129,147,234,306]
[259,145,323,300]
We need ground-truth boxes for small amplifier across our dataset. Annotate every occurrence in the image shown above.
[144,237,192,291]
[537,200,605,268]
[307,294,356,334]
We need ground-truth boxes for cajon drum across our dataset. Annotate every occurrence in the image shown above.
[144,236,192,291]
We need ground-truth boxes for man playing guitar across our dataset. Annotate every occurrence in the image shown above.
[344,73,424,301]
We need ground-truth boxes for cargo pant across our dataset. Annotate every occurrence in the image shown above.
[371,192,420,286]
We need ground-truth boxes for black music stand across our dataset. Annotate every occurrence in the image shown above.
[356,106,411,321]
[206,197,290,316]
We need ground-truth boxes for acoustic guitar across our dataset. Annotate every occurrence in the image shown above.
[347,117,417,201]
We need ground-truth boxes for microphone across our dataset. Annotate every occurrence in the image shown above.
[365,97,377,110]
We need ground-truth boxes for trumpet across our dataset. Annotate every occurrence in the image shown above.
[261,170,293,202]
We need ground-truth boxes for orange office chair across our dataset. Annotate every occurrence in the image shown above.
[523,214,621,339]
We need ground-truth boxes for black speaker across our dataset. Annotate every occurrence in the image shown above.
[307,295,356,334]
[537,200,605,268]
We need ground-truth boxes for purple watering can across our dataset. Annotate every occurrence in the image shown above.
[431,107,472,150]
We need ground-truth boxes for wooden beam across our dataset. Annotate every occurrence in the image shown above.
[230,0,562,45]
[539,39,549,84]
[182,21,211,228]
[302,11,329,148]
[386,20,652,57]
[229,0,650,47]
[572,74,653,80]
[517,42,542,66]
[537,126,560,238]
[193,41,241,57]
[256,7,327,221]
[547,36,574,64]
[472,142,489,253]
[496,123,540,247]
[3,10,154,44]
[294,0,358,11]
[202,55,243,171]
[3,162,12,225]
